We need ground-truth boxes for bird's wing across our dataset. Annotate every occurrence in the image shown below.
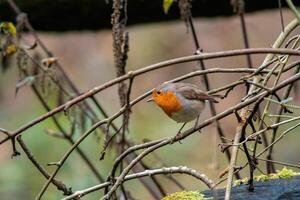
[175,83,219,103]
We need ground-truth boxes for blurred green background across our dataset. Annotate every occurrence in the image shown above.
[1,5,300,200]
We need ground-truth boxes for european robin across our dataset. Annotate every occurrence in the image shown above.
[147,82,219,140]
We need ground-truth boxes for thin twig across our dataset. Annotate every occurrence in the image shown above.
[278,0,285,32]
[256,157,300,169]
[257,122,300,157]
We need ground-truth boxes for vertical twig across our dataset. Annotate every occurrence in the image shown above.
[111,0,130,198]
[224,84,260,200]
[186,9,240,179]
[236,0,253,69]
[278,0,285,32]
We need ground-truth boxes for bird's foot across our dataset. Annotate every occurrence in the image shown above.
[170,132,183,144]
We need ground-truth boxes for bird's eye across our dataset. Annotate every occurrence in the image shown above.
[157,91,161,95]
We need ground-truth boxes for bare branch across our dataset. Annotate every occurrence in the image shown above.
[2,48,300,146]
[63,166,214,200]
[16,136,72,195]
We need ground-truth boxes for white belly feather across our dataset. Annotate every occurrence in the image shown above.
[170,99,205,123]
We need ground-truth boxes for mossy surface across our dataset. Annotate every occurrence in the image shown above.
[162,191,212,200]
[234,167,300,186]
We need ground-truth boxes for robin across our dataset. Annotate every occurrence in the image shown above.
[147,82,219,140]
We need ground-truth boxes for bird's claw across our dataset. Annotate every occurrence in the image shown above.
[170,132,183,144]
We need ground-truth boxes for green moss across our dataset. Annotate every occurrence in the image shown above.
[254,174,269,182]
[273,167,300,179]
[162,191,212,200]
[234,167,300,186]
[234,177,249,186]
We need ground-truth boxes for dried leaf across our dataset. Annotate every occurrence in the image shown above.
[41,57,57,68]
[0,22,17,36]
[4,44,18,56]
[163,0,174,14]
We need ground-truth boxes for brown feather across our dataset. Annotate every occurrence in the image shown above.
[174,83,219,103]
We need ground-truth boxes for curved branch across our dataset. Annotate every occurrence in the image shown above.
[62,166,214,200]
[2,48,300,145]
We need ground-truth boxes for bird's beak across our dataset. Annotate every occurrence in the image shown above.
[147,98,154,102]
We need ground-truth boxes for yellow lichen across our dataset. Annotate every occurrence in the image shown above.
[162,191,211,200]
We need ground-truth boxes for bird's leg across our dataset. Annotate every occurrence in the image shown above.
[178,122,187,134]
[194,115,200,130]
[170,123,187,144]
[195,115,202,133]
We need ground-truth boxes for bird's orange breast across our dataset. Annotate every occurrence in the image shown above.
[152,91,182,116]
